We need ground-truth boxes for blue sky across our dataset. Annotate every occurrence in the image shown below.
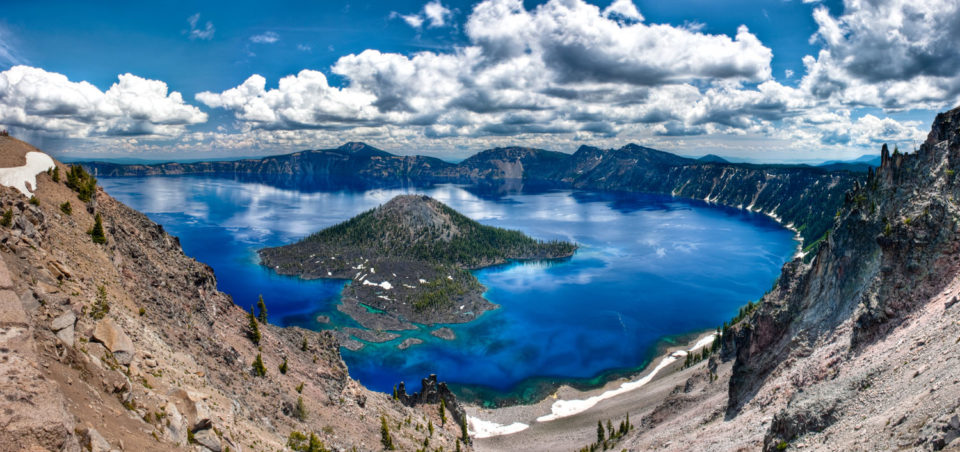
[0,0,957,162]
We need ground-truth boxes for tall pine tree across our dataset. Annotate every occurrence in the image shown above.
[257,295,268,323]
[90,213,106,244]
[248,306,261,344]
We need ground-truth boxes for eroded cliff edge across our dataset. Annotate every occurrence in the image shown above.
[619,107,960,451]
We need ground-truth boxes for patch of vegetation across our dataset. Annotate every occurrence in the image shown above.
[65,165,97,202]
[0,209,11,227]
[59,201,72,215]
[279,357,288,374]
[252,353,266,377]
[90,285,110,320]
[294,396,307,421]
[460,416,469,445]
[89,213,106,244]
[682,342,715,369]
[577,414,633,452]
[247,306,261,344]
[412,268,481,312]
[381,415,396,450]
[287,431,330,452]
[256,294,268,323]
[29,195,39,206]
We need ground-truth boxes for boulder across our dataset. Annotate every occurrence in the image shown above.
[163,401,188,446]
[193,429,222,452]
[82,427,111,452]
[91,318,134,365]
[56,325,75,347]
[51,310,76,331]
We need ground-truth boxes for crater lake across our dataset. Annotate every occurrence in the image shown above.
[99,175,798,405]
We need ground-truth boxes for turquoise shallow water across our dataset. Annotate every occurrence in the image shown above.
[99,176,797,404]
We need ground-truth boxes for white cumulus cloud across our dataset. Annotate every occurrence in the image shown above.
[0,66,207,138]
[800,0,960,110]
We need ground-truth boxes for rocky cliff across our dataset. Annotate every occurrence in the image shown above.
[0,136,468,451]
[81,143,860,248]
[619,107,960,451]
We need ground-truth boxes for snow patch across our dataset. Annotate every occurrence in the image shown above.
[0,151,56,196]
[536,334,717,423]
[467,416,529,439]
[363,280,393,290]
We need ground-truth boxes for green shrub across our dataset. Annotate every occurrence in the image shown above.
[247,306,261,344]
[287,431,329,452]
[256,294,268,323]
[279,357,288,374]
[252,353,266,377]
[65,165,97,202]
[381,415,395,450]
[90,285,110,319]
[294,396,307,421]
[29,196,39,206]
[0,209,11,227]
[89,213,106,244]
[60,201,72,215]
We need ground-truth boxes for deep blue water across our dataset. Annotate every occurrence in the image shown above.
[99,176,797,403]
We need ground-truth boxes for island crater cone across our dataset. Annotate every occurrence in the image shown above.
[258,194,577,336]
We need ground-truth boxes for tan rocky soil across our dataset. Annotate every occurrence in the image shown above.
[0,135,470,452]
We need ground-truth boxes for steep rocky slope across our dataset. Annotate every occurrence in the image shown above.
[0,136,469,451]
[617,107,960,451]
[81,143,860,248]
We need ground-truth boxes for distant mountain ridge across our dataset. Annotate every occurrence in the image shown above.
[82,142,863,247]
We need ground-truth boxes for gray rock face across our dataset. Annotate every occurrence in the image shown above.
[397,374,467,428]
[83,427,112,452]
[51,310,76,331]
[56,325,75,346]
[722,106,960,447]
[193,428,222,452]
[764,391,841,451]
[163,401,188,446]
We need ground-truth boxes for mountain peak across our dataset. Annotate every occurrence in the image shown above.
[336,142,391,157]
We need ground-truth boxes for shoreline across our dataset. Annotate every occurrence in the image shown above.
[464,330,718,440]
[449,328,706,407]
